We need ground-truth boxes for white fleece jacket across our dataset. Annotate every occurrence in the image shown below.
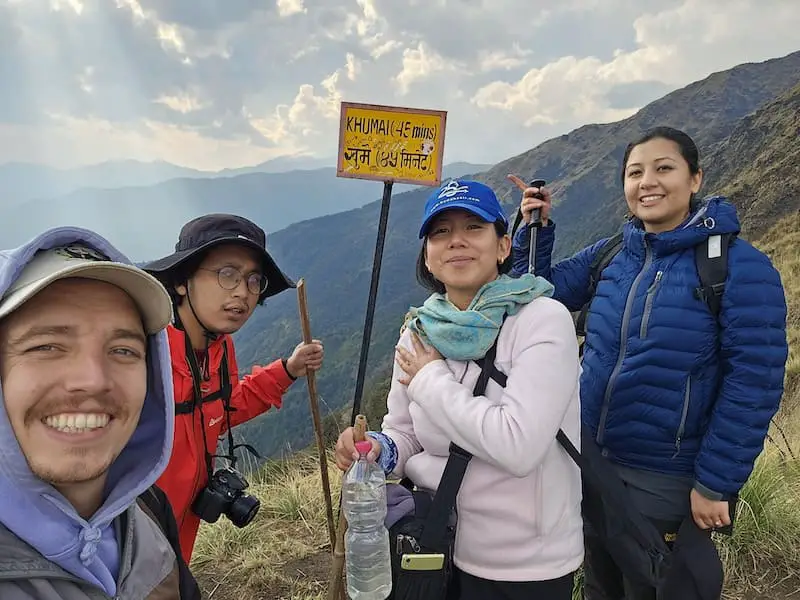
[381,296,584,582]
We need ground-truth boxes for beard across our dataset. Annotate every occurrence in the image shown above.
[27,445,120,486]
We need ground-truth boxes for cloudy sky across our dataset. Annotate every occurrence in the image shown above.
[1,0,797,171]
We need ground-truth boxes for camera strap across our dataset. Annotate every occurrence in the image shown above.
[182,331,263,479]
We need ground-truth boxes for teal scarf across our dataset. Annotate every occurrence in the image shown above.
[405,273,555,361]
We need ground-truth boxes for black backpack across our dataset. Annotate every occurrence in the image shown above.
[574,231,735,348]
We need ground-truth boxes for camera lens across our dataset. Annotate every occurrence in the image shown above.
[229,494,260,528]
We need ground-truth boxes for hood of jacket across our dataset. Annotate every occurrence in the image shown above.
[0,226,174,596]
[622,195,741,259]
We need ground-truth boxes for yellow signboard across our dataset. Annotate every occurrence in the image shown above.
[336,102,447,186]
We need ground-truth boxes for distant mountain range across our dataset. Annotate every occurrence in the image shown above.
[0,154,324,203]
[0,161,490,259]
[217,50,800,459]
[0,153,491,205]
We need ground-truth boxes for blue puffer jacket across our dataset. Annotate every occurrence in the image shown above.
[511,196,788,499]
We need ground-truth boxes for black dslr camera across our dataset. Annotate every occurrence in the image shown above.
[192,466,260,528]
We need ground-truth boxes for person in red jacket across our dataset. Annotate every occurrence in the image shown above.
[144,213,324,563]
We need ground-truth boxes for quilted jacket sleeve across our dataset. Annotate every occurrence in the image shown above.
[510,220,609,313]
[693,239,789,499]
[223,338,295,431]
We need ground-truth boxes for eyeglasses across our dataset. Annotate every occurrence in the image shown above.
[199,266,268,295]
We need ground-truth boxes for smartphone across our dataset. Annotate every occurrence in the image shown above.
[401,553,445,571]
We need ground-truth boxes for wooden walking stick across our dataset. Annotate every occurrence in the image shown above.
[296,279,337,550]
[327,414,368,600]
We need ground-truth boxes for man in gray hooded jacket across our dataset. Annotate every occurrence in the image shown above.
[0,226,201,599]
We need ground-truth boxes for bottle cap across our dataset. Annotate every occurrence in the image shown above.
[355,440,372,454]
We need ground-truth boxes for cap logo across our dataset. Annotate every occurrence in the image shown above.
[54,244,110,262]
[438,180,470,199]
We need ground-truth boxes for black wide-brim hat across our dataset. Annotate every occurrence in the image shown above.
[144,213,295,302]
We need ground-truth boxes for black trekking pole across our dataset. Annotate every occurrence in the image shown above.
[527,179,546,274]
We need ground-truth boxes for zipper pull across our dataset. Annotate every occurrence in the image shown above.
[672,436,682,459]
[648,270,663,292]
[401,535,420,552]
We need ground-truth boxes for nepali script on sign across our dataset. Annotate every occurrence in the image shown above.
[336,102,447,186]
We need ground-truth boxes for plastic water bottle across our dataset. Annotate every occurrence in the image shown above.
[343,440,393,600]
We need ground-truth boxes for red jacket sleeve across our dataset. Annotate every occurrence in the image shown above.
[222,338,296,431]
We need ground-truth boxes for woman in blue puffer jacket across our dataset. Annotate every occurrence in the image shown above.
[509,126,788,599]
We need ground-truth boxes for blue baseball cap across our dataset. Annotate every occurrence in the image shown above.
[418,179,508,238]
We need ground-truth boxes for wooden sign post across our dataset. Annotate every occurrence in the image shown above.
[335,101,447,423]
[328,102,447,599]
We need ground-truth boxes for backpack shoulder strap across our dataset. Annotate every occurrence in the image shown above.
[694,232,735,319]
[471,314,510,387]
[510,207,526,241]
[137,487,205,600]
[136,487,167,531]
[575,232,624,338]
[472,358,507,388]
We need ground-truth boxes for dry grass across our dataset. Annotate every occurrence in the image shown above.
[717,443,800,598]
[193,437,800,600]
[192,451,342,600]
[193,214,800,600]
[755,211,800,416]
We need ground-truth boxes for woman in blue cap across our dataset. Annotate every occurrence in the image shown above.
[335,179,584,599]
